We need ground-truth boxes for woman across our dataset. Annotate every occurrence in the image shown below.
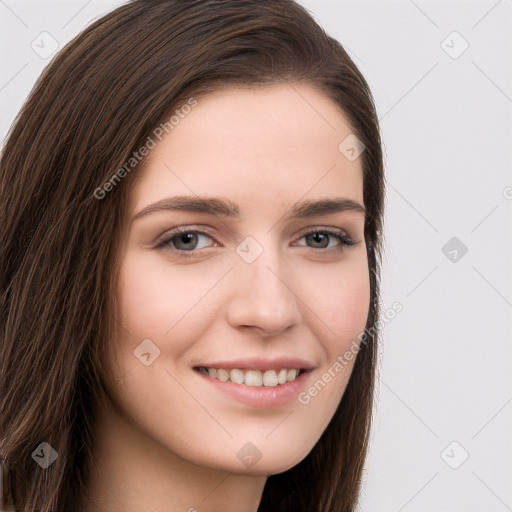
[0,0,385,510]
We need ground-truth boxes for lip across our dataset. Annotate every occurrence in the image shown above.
[194,367,314,409]
[192,356,316,372]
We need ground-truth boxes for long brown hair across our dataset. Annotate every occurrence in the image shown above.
[0,1,385,510]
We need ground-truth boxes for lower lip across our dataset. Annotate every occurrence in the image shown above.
[195,370,312,409]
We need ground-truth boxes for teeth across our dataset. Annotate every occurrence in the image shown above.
[197,367,302,387]
[245,370,263,386]
[286,369,298,382]
[230,369,244,384]
[262,370,278,387]
[217,369,229,382]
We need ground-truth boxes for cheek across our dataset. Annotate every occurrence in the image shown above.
[111,255,183,398]
[291,252,370,411]
[305,252,370,345]
[116,253,218,353]
[117,254,180,334]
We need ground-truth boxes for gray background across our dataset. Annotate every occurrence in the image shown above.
[1,1,511,510]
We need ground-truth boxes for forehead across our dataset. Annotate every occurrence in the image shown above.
[131,83,364,215]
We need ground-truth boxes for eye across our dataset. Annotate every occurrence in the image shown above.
[295,228,355,250]
[155,226,356,257]
[156,227,217,253]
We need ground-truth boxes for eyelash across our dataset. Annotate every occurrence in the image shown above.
[155,225,356,257]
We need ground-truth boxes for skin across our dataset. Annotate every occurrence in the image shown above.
[80,83,370,512]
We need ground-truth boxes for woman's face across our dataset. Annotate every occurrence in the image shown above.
[112,83,369,475]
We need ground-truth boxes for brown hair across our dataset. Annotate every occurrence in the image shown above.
[0,0,385,510]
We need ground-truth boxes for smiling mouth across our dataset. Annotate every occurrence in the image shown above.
[193,367,304,387]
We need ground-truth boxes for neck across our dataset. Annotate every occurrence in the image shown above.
[76,399,267,512]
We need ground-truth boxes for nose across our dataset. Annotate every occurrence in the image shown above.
[226,244,302,338]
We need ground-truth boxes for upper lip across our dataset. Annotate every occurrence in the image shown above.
[194,356,316,372]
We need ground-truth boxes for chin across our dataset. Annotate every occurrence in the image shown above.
[208,437,317,477]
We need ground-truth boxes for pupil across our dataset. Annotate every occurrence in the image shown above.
[175,233,197,250]
[310,233,327,248]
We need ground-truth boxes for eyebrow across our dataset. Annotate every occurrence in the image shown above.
[131,195,366,223]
